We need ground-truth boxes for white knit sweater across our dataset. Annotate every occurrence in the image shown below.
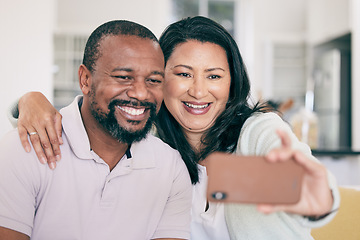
[224,112,340,240]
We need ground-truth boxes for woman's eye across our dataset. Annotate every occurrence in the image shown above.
[208,75,221,80]
[176,73,191,78]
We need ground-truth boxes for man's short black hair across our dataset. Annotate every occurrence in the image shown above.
[83,20,159,73]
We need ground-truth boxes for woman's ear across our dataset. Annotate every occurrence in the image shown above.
[78,64,92,95]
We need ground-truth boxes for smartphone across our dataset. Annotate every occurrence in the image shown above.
[205,152,304,204]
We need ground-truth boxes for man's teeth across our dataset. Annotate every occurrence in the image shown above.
[117,106,145,116]
[184,102,209,109]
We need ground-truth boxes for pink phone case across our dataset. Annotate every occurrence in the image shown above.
[206,152,304,204]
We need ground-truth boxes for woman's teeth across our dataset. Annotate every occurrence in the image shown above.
[184,102,209,109]
[117,106,145,116]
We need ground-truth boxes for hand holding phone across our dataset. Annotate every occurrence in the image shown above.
[205,152,304,204]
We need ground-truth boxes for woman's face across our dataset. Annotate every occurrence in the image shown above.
[164,40,231,134]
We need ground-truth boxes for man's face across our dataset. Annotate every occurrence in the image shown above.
[86,35,164,144]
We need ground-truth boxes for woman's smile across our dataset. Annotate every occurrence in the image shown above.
[183,101,211,115]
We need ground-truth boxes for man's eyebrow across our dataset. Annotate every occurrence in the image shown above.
[112,68,164,77]
[112,67,133,72]
[152,71,165,78]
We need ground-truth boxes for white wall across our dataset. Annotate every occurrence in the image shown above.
[0,0,55,137]
[56,0,171,38]
[306,0,351,45]
[250,0,307,99]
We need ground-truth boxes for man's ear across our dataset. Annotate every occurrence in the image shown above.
[78,64,92,95]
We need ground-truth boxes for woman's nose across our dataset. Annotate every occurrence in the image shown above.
[188,77,208,99]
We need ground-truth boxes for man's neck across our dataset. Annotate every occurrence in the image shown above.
[80,102,128,171]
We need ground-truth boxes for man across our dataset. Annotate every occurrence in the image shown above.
[0,20,192,240]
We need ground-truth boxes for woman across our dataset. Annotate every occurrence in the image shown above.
[11,16,338,239]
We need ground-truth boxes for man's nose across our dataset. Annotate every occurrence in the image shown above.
[127,80,150,101]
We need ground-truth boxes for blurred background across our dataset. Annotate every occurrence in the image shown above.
[1,0,359,185]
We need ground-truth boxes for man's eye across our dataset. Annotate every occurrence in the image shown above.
[176,73,191,78]
[147,78,162,84]
[113,75,131,80]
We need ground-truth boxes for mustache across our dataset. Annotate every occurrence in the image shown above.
[108,99,157,111]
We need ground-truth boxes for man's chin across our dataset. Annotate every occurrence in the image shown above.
[109,106,155,144]
[122,124,148,133]
[109,121,152,144]
[113,130,149,144]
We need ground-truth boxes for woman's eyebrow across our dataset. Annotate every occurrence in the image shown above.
[172,64,193,70]
[205,67,225,72]
[172,65,225,72]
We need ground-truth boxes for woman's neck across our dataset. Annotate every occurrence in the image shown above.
[184,130,204,155]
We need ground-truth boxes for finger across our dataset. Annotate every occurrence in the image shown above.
[48,160,56,170]
[18,126,31,153]
[266,148,294,163]
[28,132,48,164]
[44,121,62,161]
[256,204,277,214]
[292,151,325,176]
[266,129,293,162]
[276,129,292,149]
[256,204,288,214]
[54,113,63,145]
[36,127,57,169]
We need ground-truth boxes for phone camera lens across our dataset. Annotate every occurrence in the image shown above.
[212,192,227,200]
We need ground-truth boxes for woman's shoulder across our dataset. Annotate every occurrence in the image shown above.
[237,112,291,155]
[246,111,282,121]
[242,112,286,133]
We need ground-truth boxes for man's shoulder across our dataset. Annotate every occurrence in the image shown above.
[0,129,39,167]
[139,134,179,153]
[131,134,183,165]
[0,128,25,152]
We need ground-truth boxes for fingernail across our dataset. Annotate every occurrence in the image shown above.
[49,162,56,170]
[25,146,31,153]
[40,157,47,164]
[56,155,61,161]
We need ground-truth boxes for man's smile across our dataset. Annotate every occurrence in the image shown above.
[116,105,146,116]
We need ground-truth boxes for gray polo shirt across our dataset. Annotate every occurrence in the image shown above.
[0,96,192,240]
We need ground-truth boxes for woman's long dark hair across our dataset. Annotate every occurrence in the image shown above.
[156,16,269,184]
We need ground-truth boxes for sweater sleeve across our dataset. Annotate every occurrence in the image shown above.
[7,98,19,128]
[225,112,339,237]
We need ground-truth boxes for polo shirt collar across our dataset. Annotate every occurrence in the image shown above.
[129,136,156,169]
[60,96,93,160]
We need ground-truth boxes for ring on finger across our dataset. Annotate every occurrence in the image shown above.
[29,132,38,136]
